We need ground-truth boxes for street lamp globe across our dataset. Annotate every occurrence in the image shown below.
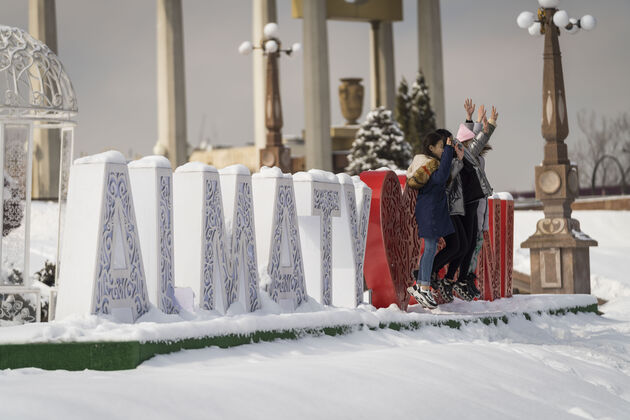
[580,15,597,31]
[528,22,543,36]
[238,41,253,55]
[265,39,279,53]
[517,11,536,29]
[291,43,301,53]
[553,10,570,28]
[264,22,279,39]
[538,0,559,8]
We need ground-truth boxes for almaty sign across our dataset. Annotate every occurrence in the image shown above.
[55,151,371,322]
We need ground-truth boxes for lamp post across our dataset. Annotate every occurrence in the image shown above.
[240,23,301,172]
[519,0,598,294]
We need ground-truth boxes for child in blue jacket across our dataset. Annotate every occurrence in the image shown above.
[405,132,456,309]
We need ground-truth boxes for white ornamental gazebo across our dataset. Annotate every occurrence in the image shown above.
[0,25,77,324]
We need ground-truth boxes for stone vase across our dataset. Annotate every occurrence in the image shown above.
[338,78,364,125]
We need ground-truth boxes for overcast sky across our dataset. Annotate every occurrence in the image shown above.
[1,0,629,191]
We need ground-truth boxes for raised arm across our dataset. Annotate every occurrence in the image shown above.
[464,98,475,125]
[468,109,498,158]
[472,104,486,134]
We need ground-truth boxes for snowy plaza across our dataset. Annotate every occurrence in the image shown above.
[1,0,630,419]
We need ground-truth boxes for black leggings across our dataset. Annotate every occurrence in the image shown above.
[446,202,479,279]
[432,215,466,277]
[458,203,480,278]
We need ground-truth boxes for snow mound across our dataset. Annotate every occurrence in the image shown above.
[74,150,126,165]
[128,155,172,169]
[174,162,216,173]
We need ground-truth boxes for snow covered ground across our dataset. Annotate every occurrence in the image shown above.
[1,203,629,419]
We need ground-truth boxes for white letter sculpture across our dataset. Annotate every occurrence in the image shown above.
[173,163,260,314]
[332,174,372,307]
[252,167,307,311]
[294,170,341,306]
[57,151,372,320]
[218,164,261,313]
[128,156,179,314]
[56,151,150,322]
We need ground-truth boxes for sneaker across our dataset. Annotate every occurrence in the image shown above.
[407,284,438,309]
[466,273,482,299]
[453,279,474,301]
[431,276,454,303]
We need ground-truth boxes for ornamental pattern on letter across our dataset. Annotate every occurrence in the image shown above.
[491,200,502,300]
[231,181,260,312]
[380,173,420,310]
[158,175,178,314]
[267,184,306,307]
[201,179,231,311]
[313,188,340,306]
[345,188,371,306]
[93,171,149,319]
[504,200,514,298]
[345,189,360,305]
[357,190,371,304]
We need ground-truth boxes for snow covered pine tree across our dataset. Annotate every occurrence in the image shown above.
[396,70,436,155]
[395,77,415,145]
[346,106,412,175]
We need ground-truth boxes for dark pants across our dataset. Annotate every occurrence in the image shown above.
[432,215,465,278]
[446,202,479,280]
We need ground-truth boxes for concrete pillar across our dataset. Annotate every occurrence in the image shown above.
[253,0,277,157]
[29,0,60,200]
[303,0,332,171]
[155,0,188,168]
[417,0,445,128]
[369,21,396,110]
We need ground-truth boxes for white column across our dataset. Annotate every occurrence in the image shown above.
[29,0,60,199]
[369,21,396,110]
[155,0,188,168]
[303,0,332,171]
[379,22,396,111]
[252,0,277,157]
[417,0,445,128]
[369,22,380,110]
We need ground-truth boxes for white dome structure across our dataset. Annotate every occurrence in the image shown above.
[0,25,77,125]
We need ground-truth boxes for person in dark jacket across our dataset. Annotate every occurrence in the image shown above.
[427,128,467,303]
[405,132,455,309]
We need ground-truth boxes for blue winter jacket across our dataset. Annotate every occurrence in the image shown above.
[414,145,455,239]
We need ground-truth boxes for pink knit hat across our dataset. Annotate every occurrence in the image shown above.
[456,123,475,142]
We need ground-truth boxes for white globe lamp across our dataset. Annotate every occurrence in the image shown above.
[553,10,569,28]
[265,39,279,53]
[517,11,536,29]
[528,22,543,37]
[264,22,279,39]
[238,41,253,55]
[580,15,596,31]
[538,0,560,8]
